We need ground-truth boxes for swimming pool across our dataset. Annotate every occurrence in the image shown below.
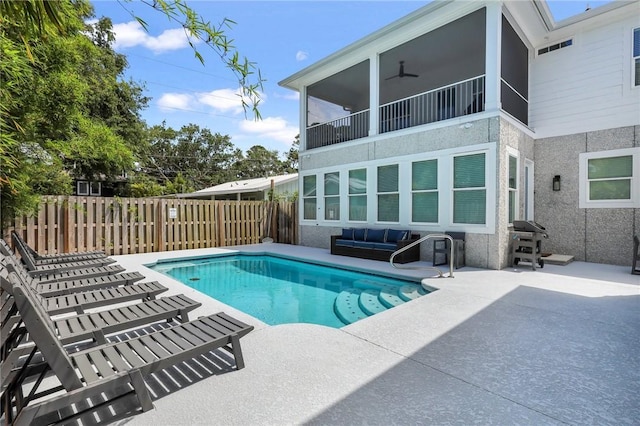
[149,254,434,328]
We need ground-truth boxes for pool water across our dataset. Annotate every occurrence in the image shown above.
[149,254,427,328]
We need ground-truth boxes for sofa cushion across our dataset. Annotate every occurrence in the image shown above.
[354,228,366,241]
[335,239,355,247]
[386,229,410,243]
[340,228,354,240]
[373,242,397,251]
[366,228,386,243]
[353,240,373,248]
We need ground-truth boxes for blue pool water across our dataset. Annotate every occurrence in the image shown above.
[149,254,425,328]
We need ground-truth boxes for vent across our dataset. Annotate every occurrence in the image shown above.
[537,39,573,55]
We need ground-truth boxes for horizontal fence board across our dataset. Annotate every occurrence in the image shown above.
[6,196,297,256]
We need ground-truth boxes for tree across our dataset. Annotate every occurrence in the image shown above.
[0,0,263,227]
[284,135,299,173]
[233,145,287,179]
[139,123,241,191]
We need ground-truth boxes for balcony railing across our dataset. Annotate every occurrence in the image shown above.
[304,75,485,150]
[306,109,370,150]
[380,75,485,133]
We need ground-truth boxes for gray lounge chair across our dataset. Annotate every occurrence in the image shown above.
[0,260,168,316]
[1,240,125,283]
[2,273,254,426]
[11,231,107,263]
[3,255,144,297]
[0,269,200,392]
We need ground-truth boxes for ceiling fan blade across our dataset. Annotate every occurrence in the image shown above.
[385,74,399,80]
[404,73,419,78]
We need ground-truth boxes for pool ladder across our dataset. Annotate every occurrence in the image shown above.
[389,234,455,278]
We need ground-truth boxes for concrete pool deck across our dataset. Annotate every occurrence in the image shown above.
[99,244,636,424]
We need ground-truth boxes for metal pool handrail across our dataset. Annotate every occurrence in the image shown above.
[389,234,454,278]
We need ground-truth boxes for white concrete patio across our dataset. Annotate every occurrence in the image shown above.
[100,243,639,425]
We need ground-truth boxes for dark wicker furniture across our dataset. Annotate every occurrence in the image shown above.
[330,228,420,264]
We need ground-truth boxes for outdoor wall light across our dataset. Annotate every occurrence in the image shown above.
[552,175,561,191]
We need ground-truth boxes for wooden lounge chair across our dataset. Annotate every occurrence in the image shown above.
[11,231,107,263]
[1,240,125,283]
[2,273,254,426]
[0,269,201,392]
[3,255,144,297]
[0,260,168,316]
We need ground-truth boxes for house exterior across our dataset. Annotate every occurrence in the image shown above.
[279,0,640,269]
[178,174,299,201]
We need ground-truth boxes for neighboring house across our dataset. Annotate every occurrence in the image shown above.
[279,0,640,268]
[178,174,299,201]
[73,177,127,197]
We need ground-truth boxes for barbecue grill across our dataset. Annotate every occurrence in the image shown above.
[510,220,548,270]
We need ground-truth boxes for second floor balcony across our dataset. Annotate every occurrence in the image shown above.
[306,75,485,150]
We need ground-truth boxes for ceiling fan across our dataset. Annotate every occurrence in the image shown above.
[385,61,419,80]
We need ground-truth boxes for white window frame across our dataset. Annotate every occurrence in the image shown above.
[301,175,317,221]
[634,27,640,87]
[77,181,89,196]
[451,151,488,225]
[324,171,340,221]
[411,159,439,224]
[348,168,367,222]
[579,147,640,208]
[376,163,399,224]
[90,181,101,196]
[507,147,519,224]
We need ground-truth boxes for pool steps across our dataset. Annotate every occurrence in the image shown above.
[334,280,431,325]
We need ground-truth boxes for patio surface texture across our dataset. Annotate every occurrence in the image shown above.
[97,243,639,425]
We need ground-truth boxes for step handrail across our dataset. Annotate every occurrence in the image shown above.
[389,233,454,278]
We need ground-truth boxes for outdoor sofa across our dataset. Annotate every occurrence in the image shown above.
[331,228,420,263]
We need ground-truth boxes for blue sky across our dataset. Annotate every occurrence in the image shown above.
[90,1,612,156]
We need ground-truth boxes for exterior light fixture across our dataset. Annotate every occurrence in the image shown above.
[552,175,561,191]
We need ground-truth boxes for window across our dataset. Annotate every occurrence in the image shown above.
[412,160,438,223]
[348,169,367,221]
[453,153,486,224]
[508,154,518,223]
[90,181,101,196]
[324,172,340,220]
[302,175,317,220]
[580,148,639,208]
[634,28,640,87]
[377,164,399,222]
[77,181,89,196]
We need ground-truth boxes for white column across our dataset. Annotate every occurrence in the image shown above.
[484,1,502,113]
[299,86,308,151]
[369,55,379,136]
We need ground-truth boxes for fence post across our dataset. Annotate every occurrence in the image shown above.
[156,199,165,252]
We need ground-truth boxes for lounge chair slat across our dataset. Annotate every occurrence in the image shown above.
[114,343,145,368]
[148,331,184,355]
[138,335,171,358]
[197,316,232,337]
[160,328,193,350]
[180,322,213,343]
[101,346,130,372]
[74,353,100,384]
[89,351,116,379]
[127,339,158,364]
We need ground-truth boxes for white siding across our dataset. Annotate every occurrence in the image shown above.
[529,14,640,138]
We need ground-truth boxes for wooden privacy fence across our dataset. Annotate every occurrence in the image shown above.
[6,196,298,256]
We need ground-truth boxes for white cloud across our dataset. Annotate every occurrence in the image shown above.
[295,50,309,61]
[157,93,193,111]
[197,89,245,115]
[112,21,197,53]
[239,117,299,145]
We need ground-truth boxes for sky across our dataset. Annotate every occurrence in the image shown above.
[90,0,614,156]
